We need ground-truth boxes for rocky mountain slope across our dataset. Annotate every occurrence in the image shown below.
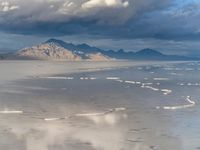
[16,43,81,60]
[16,41,110,61]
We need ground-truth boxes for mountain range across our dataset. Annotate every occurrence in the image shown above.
[0,39,199,61]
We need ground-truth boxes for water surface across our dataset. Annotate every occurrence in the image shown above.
[0,61,199,150]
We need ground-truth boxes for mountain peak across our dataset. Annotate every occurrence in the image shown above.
[78,43,90,47]
[17,43,82,60]
[135,48,163,56]
[16,39,111,61]
[118,49,125,53]
[45,38,68,45]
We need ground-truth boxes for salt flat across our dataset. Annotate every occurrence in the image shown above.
[0,60,199,150]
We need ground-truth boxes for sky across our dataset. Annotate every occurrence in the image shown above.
[0,0,200,56]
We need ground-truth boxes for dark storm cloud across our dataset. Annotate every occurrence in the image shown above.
[0,0,199,45]
[0,0,173,37]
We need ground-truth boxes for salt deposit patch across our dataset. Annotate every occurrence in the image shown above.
[106,77,120,80]
[44,117,67,121]
[90,77,97,80]
[178,83,200,86]
[170,72,183,76]
[154,78,169,81]
[136,82,141,84]
[44,107,126,122]
[39,76,74,80]
[125,80,136,84]
[79,77,97,80]
[141,83,172,95]
[116,79,123,83]
[75,107,126,117]
[156,96,196,110]
[161,89,172,95]
[187,83,200,86]
[84,112,127,125]
[75,108,127,125]
[80,77,89,80]
[124,80,142,86]
[142,86,159,91]
[0,109,23,114]
[66,77,74,80]
[142,82,153,85]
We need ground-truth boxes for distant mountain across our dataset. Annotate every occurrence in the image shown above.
[16,43,82,60]
[45,39,103,54]
[15,41,110,61]
[135,48,163,56]
[1,39,199,61]
[102,48,198,60]
[131,48,196,60]
[36,39,199,60]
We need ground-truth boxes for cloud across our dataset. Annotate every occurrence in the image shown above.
[0,1,19,12]
[0,0,172,30]
[0,0,200,54]
[0,0,131,24]
[82,0,129,9]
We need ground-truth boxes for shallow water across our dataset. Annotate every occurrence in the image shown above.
[0,61,199,150]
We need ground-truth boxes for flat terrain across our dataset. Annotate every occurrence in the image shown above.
[0,60,199,150]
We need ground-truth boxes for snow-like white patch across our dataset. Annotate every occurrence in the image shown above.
[124,80,135,84]
[44,107,126,122]
[136,82,141,84]
[170,72,183,76]
[106,77,120,80]
[80,77,89,80]
[90,77,97,80]
[75,107,127,125]
[153,78,169,81]
[116,79,123,83]
[161,89,172,95]
[188,83,200,86]
[39,76,74,80]
[156,96,196,110]
[66,77,74,80]
[44,117,66,121]
[178,83,200,86]
[0,110,23,114]
[39,76,66,79]
[178,83,185,86]
[141,85,159,91]
[75,107,126,117]
[142,82,153,85]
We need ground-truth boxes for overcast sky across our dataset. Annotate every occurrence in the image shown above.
[0,0,199,56]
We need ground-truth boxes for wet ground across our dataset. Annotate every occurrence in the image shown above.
[0,61,200,150]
